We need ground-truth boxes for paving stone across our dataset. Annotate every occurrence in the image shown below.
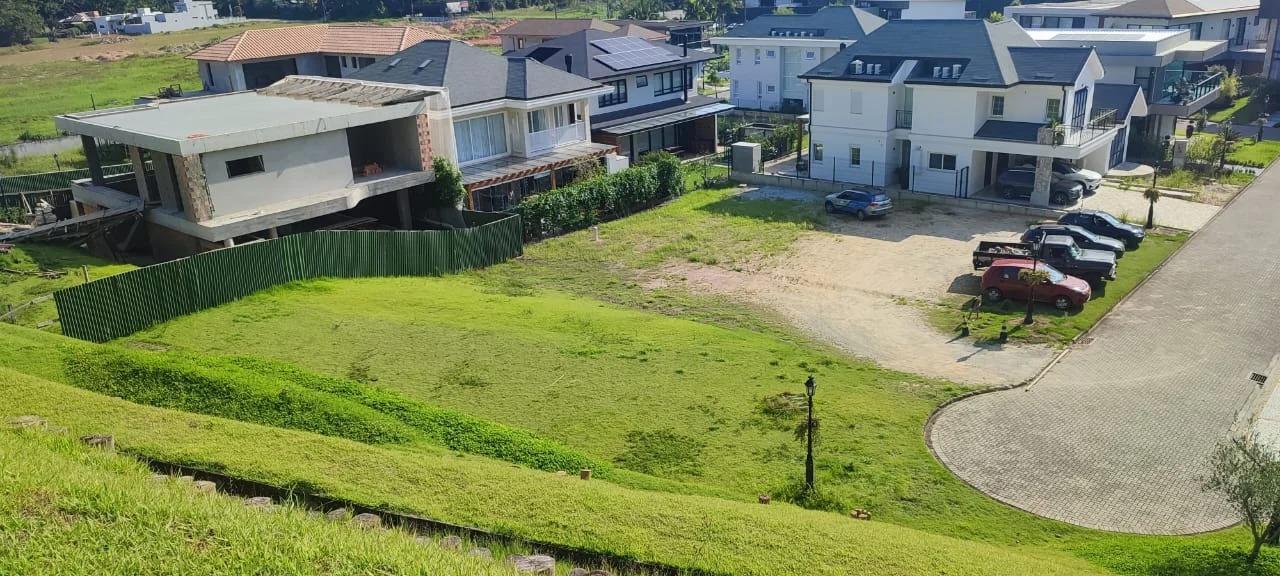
[930,169,1280,534]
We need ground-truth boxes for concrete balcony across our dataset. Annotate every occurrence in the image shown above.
[1149,71,1221,117]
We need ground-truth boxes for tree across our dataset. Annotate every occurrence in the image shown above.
[685,0,715,21]
[0,0,42,47]
[772,5,794,14]
[1215,121,1241,172]
[1142,187,1160,230]
[1018,267,1049,325]
[1203,434,1280,563]
[619,0,662,19]
[429,156,466,208]
[985,10,1003,22]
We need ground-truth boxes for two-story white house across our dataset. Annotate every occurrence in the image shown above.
[508,30,730,162]
[801,19,1130,206]
[711,6,887,112]
[187,24,449,92]
[495,19,664,53]
[351,40,616,212]
[1006,0,1268,73]
[54,78,453,260]
[1028,28,1224,140]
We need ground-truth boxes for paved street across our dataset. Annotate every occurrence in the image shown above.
[929,164,1280,534]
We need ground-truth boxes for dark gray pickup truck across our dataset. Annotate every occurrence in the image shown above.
[973,235,1117,284]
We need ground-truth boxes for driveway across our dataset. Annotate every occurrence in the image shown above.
[929,165,1280,534]
[661,186,1057,386]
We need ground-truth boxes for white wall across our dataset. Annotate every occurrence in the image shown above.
[902,0,967,20]
[725,41,842,111]
[204,61,245,92]
[201,130,353,217]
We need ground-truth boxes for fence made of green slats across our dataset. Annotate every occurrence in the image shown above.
[0,163,139,195]
[54,212,522,342]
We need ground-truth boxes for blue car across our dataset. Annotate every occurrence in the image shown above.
[824,189,893,221]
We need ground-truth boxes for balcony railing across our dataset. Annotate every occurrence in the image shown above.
[1038,108,1117,147]
[1155,70,1222,106]
[895,110,913,129]
[527,123,585,154]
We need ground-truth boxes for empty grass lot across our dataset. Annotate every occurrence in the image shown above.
[96,184,1274,575]
[0,244,135,329]
[925,231,1189,345]
[0,428,510,576]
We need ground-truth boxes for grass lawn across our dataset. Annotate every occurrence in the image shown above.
[0,350,1110,576]
[925,231,1188,345]
[0,428,508,576]
[0,244,136,329]
[481,3,606,19]
[1208,96,1260,124]
[1228,139,1280,168]
[0,55,198,145]
[0,148,90,175]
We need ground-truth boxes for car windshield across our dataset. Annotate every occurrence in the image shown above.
[1040,264,1066,283]
[872,194,889,202]
[1068,244,1082,258]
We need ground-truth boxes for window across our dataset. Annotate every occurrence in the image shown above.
[766,49,776,58]
[517,38,525,48]
[599,79,627,107]
[849,146,861,166]
[990,95,1005,117]
[635,74,648,88]
[812,87,824,111]
[813,143,824,162]
[225,155,264,178]
[756,81,762,97]
[766,84,776,93]
[735,48,741,64]
[928,153,956,171]
[453,114,508,164]
[1044,16,1061,27]
[356,57,375,68]
[1070,17,1085,28]
[754,48,761,64]
[1045,98,1061,122]
[849,90,862,114]
[655,70,686,95]
[733,79,738,93]
[804,50,816,60]
[1169,22,1202,40]
[341,56,349,67]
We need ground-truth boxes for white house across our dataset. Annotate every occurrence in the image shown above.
[93,1,242,35]
[854,0,970,20]
[508,30,731,161]
[351,40,617,212]
[187,24,449,93]
[494,19,664,53]
[54,78,452,259]
[801,19,1129,205]
[1028,28,1224,139]
[1005,0,1269,73]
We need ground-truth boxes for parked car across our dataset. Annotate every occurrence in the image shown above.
[981,259,1092,310]
[1022,224,1125,258]
[824,189,893,220]
[1015,160,1103,195]
[1058,209,1145,249]
[994,168,1083,206]
[973,235,1117,285]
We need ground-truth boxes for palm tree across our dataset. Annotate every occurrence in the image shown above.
[1018,267,1051,325]
[1143,187,1161,230]
[1216,120,1241,173]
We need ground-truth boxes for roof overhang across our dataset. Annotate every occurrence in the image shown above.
[711,36,854,47]
[1173,39,1229,62]
[462,142,616,192]
[595,101,734,135]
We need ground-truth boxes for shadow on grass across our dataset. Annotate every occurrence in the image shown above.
[1140,547,1278,576]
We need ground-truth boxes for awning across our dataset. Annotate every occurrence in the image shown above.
[596,101,735,136]
[462,141,616,192]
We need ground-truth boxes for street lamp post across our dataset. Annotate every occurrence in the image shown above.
[804,375,816,491]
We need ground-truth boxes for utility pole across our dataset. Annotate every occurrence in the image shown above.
[804,375,816,491]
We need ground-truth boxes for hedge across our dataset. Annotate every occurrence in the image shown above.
[515,153,685,239]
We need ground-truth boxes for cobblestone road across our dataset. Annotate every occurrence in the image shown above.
[929,166,1280,534]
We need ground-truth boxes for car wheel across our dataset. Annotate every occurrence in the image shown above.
[1126,239,1140,250]
[1051,192,1068,205]
[824,201,835,214]
[1054,296,1073,310]
[985,287,1003,302]
[856,210,867,221]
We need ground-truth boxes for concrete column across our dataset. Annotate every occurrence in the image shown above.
[267,227,279,239]
[223,238,235,248]
[153,153,181,211]
[82,136,104,185]
[415,114,433,171]
[1031,155,1053,207]
[172,154,213,222]
[128,146,154,203]
[396,188,412,230]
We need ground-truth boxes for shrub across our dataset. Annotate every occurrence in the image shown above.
[63,348,419,445]
[515,155,684,239]
[429,156,466,208]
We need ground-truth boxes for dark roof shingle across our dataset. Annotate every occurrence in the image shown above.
[508,29,717,80]
[724,6,885,41]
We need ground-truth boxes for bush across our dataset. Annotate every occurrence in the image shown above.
[63,348,419,445]
[515,154,684,238]
[429,156,467,208]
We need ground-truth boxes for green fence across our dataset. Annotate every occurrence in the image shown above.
[54,212,523,343]
[0,162,138,195]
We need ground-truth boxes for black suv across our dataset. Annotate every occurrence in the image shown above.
[1059,210,1146,249]
[995,168,1084,206]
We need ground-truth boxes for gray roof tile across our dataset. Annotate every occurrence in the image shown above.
[724,6,885,41]
[508,29,716,80]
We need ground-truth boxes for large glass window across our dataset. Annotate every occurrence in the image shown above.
[991,95,1005,117]
[454,113,508,164]
[928,153,956,171]
[599,79,627,107]
[655,69,686,96]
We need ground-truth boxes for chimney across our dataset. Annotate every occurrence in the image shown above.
[565,53,573,73]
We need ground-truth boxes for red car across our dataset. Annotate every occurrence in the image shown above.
[980,259,1091,310]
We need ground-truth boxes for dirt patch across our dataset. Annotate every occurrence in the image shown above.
[656,199,1056,386]
[74,51,133,62]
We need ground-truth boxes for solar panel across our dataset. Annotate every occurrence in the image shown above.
[590,36,656,53]
[590,35,680,70]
